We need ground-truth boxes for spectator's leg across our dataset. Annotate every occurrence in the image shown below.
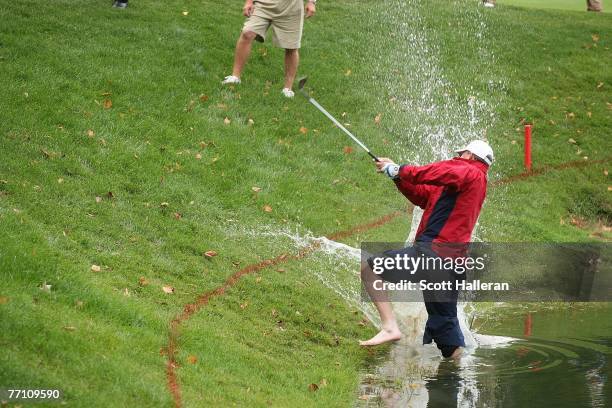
[587,0,603,11]
[231,31,257,78]
[283,48,299,90]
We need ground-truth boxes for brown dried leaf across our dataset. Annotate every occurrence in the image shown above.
[240,301,248,309]
[63,326,76,331]
[91,264,101,272]
[195,153,202,160]
[95,196,103,203]
[308,383,319,392]
[299,126,308,134]
[162,285,175,294]
[374,113,382,125]
[263,204,273,213]
[138,276,149,286]
[204,250,218,258]
[173,212,182,220]
[224,117,231,125]
[343,146,354,154]
[187,355,198,364]
[199,94,209,102]
[252,186,262,193]
[103,99,113,109]
[87,129,95,138]
[0,296,8,304]
[592,34,600,42]
[344,69,352,76]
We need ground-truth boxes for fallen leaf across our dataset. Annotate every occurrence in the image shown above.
[587,111,592,118]
[248,118,255,126]
[162,285,175,294]
[63,326,76,331]
[263,204,273,213]
[107,191,115,199]
[187,355,198,364]
[199,94,209,102]
[358,395,370,401]
[343,146,354,154]
[592,34,600,42]
[568,138,577,144]
[75,300,84,308]
[182,10,189,16]
[319,379,328,388]
[103,99,113,109]
[308,383,319,392]
[604,170,608,176]
[123,288,130,297]
[276,268,285,273]
[271,309,278,317]
[224,117,231,125]
[597,82,604,89]
[173,212,182,219]
[40,282,52,292]
[344,69,352,76]
[204,250,218,258]
[199,141,207,149]
[160,202,169,207]
[608,186,612,191]
[255,276,262,283]
[374,113,382,125]
[95,196,102,203]
[87,129,95,138]
[240,302,248,309]
[252,186,262,193]
[58,178,64,184]
[138,276,149,286]
[195,153,202,160]
[91,264,101,272]
[0,296,8,304]
[299,126,308,134]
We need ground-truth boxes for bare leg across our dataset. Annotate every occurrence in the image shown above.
[283,48,299,89]
[359,261,402,346]
[231,31,257,78]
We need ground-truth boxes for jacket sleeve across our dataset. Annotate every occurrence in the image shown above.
[393,177,434,209]
[397,161,471,191]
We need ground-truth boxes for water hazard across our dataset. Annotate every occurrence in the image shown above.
[357,304,610,407]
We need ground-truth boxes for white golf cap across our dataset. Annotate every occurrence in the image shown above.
[456,140,494,166]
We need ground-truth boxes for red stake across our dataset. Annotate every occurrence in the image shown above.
[524,124,532,171]
[524,312,533,337]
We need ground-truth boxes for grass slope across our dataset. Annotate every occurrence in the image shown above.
[499,0,607,13]
[0,0,610,406]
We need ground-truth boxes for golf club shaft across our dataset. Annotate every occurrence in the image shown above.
[304,95,380,162]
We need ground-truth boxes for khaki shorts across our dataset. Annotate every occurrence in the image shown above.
[243,0,304,49]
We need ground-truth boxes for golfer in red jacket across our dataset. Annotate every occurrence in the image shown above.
[360,140,494,359]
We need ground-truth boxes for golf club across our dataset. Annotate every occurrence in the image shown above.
[298,77,380,162]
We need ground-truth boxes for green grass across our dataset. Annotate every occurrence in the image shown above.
[499,0,605,12]
[0,0,610,406]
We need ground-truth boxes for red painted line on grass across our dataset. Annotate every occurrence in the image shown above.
[164,156,610,407]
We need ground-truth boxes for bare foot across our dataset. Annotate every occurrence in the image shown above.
[450,347,463,359]
[359,328,402,346]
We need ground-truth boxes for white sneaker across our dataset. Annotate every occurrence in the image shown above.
[282,88,295,98]
[222,75,241,85]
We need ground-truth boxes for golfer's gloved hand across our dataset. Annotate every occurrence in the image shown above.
[382,163,400,180]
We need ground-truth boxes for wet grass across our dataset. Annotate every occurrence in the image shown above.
[0,0,610,406]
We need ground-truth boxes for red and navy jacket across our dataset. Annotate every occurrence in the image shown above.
[394,157,488,244]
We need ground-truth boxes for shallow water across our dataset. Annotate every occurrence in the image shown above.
[357,304,611,407]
